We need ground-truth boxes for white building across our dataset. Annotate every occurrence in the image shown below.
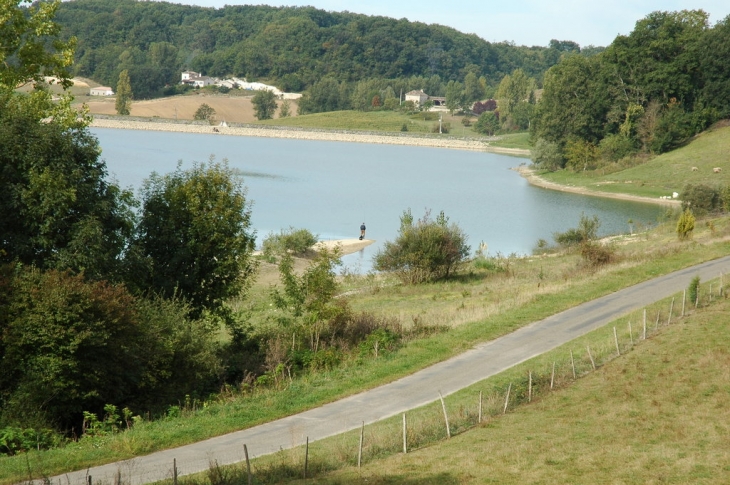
[89,86,114,96]
[405,89,429,106]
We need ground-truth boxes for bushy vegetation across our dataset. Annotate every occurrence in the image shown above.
[261,227,318,260]
[374,209,470,284]
[54,0,578,100]
[531,10,730,171]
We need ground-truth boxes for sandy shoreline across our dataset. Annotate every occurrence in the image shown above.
[90,117,531,156]
[514,166,681,207]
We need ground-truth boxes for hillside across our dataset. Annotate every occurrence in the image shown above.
[54,0,585,99]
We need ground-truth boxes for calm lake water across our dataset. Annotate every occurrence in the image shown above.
[91,128,664,272]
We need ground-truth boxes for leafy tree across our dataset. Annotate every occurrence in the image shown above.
[0,0,76,91]
[0,94,135,280]
[252,90,277,120]
[115,69,133,115]
[193,103,216,122]
[445,80,465,114]
[271,247,344,352]
[279,99,291,117]
[495,69,535,122]
[530,138,564,171]
[473,111,499,135]
[0,266,223,431]
[531,55,609,145]
[472,99,496,115]
[564,138,598,171]
[131,160,257,315]
[374,209,470,284]
[676,208,695,240]
[463,71,484,103]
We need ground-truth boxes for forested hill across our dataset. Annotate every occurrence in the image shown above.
[55,0,591,98]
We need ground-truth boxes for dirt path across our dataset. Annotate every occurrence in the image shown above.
[39,256,730,485]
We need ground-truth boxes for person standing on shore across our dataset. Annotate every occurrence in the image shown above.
[359,223,366,240]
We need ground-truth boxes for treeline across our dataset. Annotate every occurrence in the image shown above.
[54,0,596,99]
[531,10,730,171]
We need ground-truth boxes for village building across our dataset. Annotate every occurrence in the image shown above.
[89,86,114,96]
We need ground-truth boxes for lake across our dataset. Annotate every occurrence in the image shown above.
[91,128,664,272]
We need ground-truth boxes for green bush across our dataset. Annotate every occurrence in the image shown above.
[374,209,470,284]
[261,227,318,259]
[553,213,600,247]
[688,275,700,306]
[677,208,696,240]
[681,184,721,216]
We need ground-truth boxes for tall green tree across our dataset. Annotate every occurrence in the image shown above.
[0,0,75,91]
[131,160,257,315]
[252,89,278,120]
[115,69,133,115]
[1,0,134,280]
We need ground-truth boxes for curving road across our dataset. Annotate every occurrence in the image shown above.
[40,255,730,485]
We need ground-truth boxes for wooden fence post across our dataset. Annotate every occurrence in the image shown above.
[614,327,620,356]
[304,436,309,480]
[655,310,660,331]
[570,351,576,379]
[478,391,483,423]
[587,346,596,370]
[682,290,686,317]
[550,362,556,390]
[528,371,533,403]
[628,321,634,345]
[439,392,451,439]
[358,422,364,468]
[503,383,512,414]
[402,413,407,454]
[244,445,252,485]
[87,476,92,485]
[173,459,177,485]
[668,297,674,325]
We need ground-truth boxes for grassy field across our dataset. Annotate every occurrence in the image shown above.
[4,210,730,484]
[243,286,730,484]
[537,123,730,199]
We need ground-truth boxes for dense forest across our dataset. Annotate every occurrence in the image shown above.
[54,0,594,99]
[530,10,730,169]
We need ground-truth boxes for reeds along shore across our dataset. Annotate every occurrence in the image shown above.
[89,117,531,155]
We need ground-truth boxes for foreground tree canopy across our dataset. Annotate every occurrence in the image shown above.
[0,0,259,438]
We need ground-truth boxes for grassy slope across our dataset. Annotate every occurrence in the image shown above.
[538,124,730,199]
[1,118,727,484]
[305,295,730,484]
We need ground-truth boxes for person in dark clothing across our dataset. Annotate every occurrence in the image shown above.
[359,223,366,240]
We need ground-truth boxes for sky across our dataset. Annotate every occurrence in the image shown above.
[151,0,730,47]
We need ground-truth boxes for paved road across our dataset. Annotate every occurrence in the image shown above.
[42,255,730,485]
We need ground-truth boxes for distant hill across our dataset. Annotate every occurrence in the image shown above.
[55,0,593,99]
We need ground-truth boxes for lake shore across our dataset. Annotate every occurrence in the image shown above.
[89,117,531,156]
[514,166,681,207]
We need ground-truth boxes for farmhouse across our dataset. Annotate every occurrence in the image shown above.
[89,86,114,96]
[405,89,428,106]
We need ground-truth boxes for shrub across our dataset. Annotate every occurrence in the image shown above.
[580,241,615,267]
[553,213,600,247]
[681,184,721,216]
[688,275,700,306]
[676,208,695,240]
[374,209,470,284]
[193,103,216,122]
[261,227,318,259]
